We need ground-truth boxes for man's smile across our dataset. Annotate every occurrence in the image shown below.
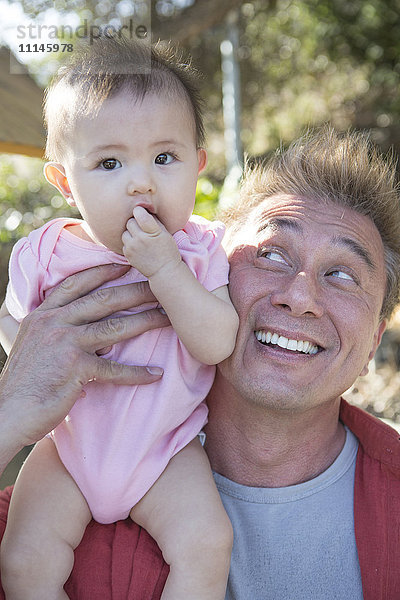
[254,329,322,355]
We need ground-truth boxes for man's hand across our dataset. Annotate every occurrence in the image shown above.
[0,264,169,467]
[122,206,182,279]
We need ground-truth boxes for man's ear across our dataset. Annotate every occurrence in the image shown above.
[359,319,387,377]
[197,148,207,174]
[44,163,75,206]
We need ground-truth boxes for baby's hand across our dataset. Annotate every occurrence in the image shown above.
[122,206,182,279]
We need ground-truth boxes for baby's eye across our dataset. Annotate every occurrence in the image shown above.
[100,158,121,170]
[155,153,175,165]
[326,269,354,281]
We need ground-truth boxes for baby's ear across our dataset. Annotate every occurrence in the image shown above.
[44,163,75,206]
[197,148,207,174]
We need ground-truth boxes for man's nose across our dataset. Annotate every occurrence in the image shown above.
[127,166,155,195]
[270,271,324,318]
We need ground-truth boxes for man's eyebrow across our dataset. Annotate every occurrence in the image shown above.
[331,236,376,271]
[256,218,376,271]
[256,217,302,235]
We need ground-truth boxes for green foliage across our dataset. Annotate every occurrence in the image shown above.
[0,155,77,299]
[233,0,400,153]
[194,177,221,220]
[306,0,400,138]
[0,155,77,245]
[184,0,400,161]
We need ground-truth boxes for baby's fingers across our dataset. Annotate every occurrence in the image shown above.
[132,206,161,235]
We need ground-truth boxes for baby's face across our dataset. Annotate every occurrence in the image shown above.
[57,91,206,254]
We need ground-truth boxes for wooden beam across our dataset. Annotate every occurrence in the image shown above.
[0,142,44,158]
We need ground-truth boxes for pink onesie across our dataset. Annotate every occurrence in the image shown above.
[6,216,229,523]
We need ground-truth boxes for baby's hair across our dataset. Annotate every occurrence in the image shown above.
[44,37,205,161]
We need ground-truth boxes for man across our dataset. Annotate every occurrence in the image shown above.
[0,127,399,598]
[204,127,400,599]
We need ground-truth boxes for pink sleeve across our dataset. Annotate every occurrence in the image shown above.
[5,236,47,322]
[177,216,230,292]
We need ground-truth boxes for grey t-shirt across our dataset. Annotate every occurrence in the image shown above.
[213,427,363,600]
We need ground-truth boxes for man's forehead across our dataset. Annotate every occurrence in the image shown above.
[227,195,310,246]
[244,194,373,235]
[249,194,317,226]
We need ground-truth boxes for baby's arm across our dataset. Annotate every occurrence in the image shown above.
[122,207,239,365]
[0,300,19,355]
[150,274,236,366]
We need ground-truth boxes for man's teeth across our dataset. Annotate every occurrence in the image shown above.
[255,330,319,354]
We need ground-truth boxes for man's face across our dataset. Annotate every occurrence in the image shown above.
[220,194,387,412]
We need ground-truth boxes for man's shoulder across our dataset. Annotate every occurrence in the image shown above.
[340,398,400,473]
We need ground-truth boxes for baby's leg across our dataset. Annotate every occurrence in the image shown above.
[1,437,91,600]
[130,437,233,600]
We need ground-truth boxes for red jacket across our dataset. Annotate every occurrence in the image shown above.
[340,399,400,600]
[0,399,398,599]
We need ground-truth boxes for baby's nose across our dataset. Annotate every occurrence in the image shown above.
[127,167,155,194]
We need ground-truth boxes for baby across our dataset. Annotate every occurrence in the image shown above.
[0,38,238,599]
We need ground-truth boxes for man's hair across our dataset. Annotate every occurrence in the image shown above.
[44,37,205,161]
[221,126,400,320]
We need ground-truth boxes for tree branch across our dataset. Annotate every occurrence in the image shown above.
[151,0,246,44]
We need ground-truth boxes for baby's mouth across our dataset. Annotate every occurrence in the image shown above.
[135,203,156,215]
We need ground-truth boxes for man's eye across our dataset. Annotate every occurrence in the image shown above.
[327,269,354,281]
[100,158,121,170]
[155,153,175,165]
[260,249,287,264]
